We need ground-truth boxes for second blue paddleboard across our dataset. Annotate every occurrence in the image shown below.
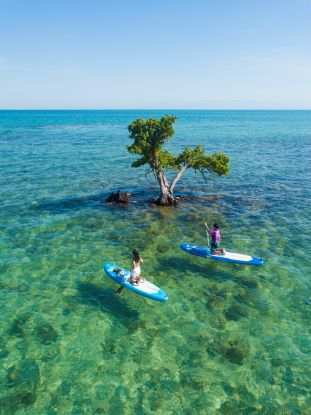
[180,243,264,265]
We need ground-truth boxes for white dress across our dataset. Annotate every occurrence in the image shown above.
[130,264,141,277]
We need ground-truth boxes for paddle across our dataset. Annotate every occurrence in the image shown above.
[204,223,211,248]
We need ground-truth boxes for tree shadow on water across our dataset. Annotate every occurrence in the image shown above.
[29,189,155,214]
[30,192,111,214]
[75,282,139,323]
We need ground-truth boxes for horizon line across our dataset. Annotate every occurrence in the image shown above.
[1,108,311,111]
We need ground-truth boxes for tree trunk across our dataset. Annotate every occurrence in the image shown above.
[155,166,188,205]
[158,187,175,205]
[156,171,176,205]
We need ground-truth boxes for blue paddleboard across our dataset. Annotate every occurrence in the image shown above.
[180,243,264,265]
[103,263,168,302]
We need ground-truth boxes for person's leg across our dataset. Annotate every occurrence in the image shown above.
[211,242,225,255]
[210,241,218,255]
[211,245,219,255]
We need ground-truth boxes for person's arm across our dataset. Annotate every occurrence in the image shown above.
[140,256,144,263]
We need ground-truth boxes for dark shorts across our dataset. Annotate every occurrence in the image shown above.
[211,241,220,252]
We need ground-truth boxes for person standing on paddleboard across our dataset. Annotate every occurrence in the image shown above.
[130,249,144,284]
[205,223,225,255]
[117,249,144,295]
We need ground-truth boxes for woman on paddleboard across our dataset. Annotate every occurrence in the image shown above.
[205,223,225,255]
[116,249,144,295]
[130,249,144,284]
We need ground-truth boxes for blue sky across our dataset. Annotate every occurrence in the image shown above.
[0,0,310,109]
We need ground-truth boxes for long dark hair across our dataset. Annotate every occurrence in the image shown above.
[133,249,140,262]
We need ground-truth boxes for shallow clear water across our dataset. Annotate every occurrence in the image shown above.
[0,110,310,414]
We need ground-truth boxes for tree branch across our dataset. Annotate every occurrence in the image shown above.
[145,167,153,177]
[169,166,187,193]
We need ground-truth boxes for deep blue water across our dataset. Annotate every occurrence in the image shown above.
[0,110,310,414]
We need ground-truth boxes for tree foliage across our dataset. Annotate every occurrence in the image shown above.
[127,115,230,205]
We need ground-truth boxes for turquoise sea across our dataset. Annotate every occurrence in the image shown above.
[0,110,310,414]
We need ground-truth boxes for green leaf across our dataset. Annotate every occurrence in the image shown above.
[127,115,230,193]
